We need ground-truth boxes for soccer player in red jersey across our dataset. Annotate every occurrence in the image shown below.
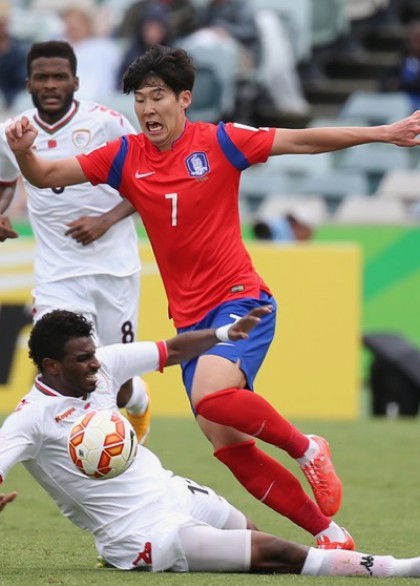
[6,44,420,550]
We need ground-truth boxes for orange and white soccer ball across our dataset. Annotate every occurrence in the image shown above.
[68,409,138,479]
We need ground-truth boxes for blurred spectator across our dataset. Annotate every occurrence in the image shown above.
[116,3,172,89]
[118,0,196,41]
[0,1,27,110]
[253,9,309,115]
[61,6,121,101]
[185,0,308,116]
[347,0,390,25]
[382,19,420,110]
[192,0,261,69]
[252,209,315,242]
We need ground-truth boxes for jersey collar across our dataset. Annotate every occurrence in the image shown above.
[34,100,80,135]
[35,375,61,397]
[35,374,90,401]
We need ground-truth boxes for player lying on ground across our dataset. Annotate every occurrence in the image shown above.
[1,307,420,576]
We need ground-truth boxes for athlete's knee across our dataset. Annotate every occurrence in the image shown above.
[194,387,239,418]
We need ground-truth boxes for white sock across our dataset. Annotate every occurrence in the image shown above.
[393,557,420,577]
[301,548,416,577]
[315,521,346,543]
[296,435,319,465]
[125,377,149,415]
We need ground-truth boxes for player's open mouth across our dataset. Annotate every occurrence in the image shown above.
[146,122,163,133]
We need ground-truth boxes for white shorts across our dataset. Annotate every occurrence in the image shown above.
[97,475,250,572]
[32,272,140,345]
[168,475,247,530]
[171,476,251,572]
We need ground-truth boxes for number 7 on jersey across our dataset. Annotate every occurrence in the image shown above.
[165,193,178,226]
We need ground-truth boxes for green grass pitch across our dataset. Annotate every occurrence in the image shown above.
[1,415,420,586]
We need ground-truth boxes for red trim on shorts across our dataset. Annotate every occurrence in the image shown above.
[156,340,168,372]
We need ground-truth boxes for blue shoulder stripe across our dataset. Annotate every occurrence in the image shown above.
[107,135,129,190]
[216,122,250,170]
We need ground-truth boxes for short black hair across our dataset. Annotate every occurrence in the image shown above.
[28,309,93,372]
[122,44,195,96]
[26,40,77,77]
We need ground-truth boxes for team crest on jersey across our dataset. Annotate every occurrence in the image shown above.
[72,129,92,150]
[185,152,210,177]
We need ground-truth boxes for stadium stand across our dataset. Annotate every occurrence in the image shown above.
[376,169,420,202]
[266,151,333,179]
[4,0,420,227]
[335,142,411,193]
[311,0,350,49]
[334,194,410,224]
[338,90,413,125]
[295,169,370,212]
[249,0,312,64]
[239,164,297,211]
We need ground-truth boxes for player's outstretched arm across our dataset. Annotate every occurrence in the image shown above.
[0,491,17,512]
[270,109,420,155]
[165,305,272,366]
[6,117,87,189]
[65,200,137,246]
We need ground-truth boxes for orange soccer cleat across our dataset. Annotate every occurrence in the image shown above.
[300,435,343,517]
[316,527,355,550]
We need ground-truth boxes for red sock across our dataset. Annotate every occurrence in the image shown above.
[195,387,309,458]
[215,440,330,535]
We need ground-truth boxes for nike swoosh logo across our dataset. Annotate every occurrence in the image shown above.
[135,171,155,179]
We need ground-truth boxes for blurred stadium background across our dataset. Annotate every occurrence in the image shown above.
[3,3,420,582]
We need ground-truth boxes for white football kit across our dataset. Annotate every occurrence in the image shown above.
[0,343,249,572]
[0,101,141,345]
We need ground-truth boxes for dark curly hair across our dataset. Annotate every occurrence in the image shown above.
[28,309,93,372]
[27,40,77,77]
[122,44,195,97]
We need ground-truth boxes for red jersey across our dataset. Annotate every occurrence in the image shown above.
[77,120,275,327]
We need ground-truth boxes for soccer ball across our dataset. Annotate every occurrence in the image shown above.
[68,409,138,479]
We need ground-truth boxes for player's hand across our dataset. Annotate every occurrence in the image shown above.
[5,117,38,153]
[65,215,110,246]
[387,109,420,147]
[228,305,273,341]
[0,215,18,242]
[0,491,17,512]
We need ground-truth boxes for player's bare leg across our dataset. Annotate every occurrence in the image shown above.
[178,527,420,577]
[251,532,420,577]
